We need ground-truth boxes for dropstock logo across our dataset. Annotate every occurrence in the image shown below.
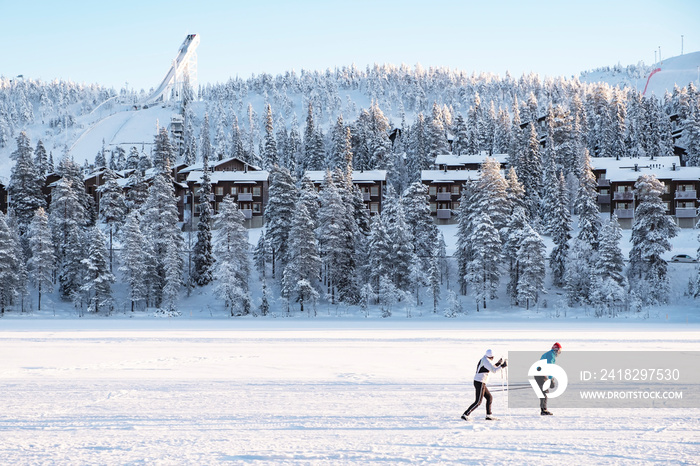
[528,359,569,399]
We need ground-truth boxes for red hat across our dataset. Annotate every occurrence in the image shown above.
[552,342,562,350]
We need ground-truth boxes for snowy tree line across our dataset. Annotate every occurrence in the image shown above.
[0,77,112,149]
[0,127,690,318]
[2,67,700,316]
[3,66,700,175]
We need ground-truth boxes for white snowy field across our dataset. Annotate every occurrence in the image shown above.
[1,322,699,465]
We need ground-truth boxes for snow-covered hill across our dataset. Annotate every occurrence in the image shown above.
[2,51,699,181]
[579,51,700,97]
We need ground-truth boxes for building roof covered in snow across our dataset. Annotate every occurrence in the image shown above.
[303,170,387,183]
[421,169,481,183]
[434,152,508,168]
[185,170,270,184]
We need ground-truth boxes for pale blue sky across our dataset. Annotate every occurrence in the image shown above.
[2,0,699,91]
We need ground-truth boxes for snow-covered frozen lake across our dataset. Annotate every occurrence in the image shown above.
[1,322,698,465]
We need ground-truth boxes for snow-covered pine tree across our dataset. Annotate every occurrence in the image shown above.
[139,128,184,308]
[366,102,392,169]
[575,149,602,249]
[119,212,148,312]
[565,237,594,306]
[317,171,355,304]
[137,148,152,173]
[683,109,700,166]
[378,274,401,318]
[607,89,627,159]
[505,166,526,215]
[49,177,87,301]
[592,215,627,315]
[402,181,438,270]
[405,113,428,182]
[477,157,511,233]
[253,230,269,279]
[231,115,245,162]
[549,172,572,288]
[287,115,302,177]
[382,186,415,291]
[455,179,477,295]
[540,118,559,234]
[520,123,543,226]
[263,103,278,168]
[264,166,298,278]
[516,224,546,310]
[191,134,214,287]
[80,227,114,314]
[161,240,183,314]
[427,102,448,158]
[95,141,107,168]
[212,195,251,315]
[127,146,141,170]
[503,206,527,305]
[125,169,149,212]
[303,102,325,170]
[465,211,502,311]
[628,174,679,304]
[114,146,127,170]
[9,131,46,243]
[98,168,127,272]
[214,117,227,161]
[27,208,55,311]
[492,108,512,154]
[428,244,441,313]
[452,113,469,155]
[0,211,25,314]
[34,140,49,179]
[283,200,320,315]
[367,214,392,291]
[57,156,96,226]
[329,115,347,170]
[183,117,197,166]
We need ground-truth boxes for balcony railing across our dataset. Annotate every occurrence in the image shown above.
[676,190,697,200]
[614,208,635,219]
[675,208,697,218]
[436,209,452,219]
[238,193,253,202]
[613,191,634,201]
[597,194,611,204]
[436,192,452,201]
[363,193,371,201]
[597,178,611,187]
[241,209,253,219]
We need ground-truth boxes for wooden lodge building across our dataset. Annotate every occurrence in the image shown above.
[179,157,269,228]
[303,170,387,216]
[591,155,700,229]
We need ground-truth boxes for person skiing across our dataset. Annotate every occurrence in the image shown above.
[461,349,507,421]
[535,342,562,415]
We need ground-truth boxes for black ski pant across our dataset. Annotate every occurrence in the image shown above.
[535,376,549,412]
[463,380,492,417]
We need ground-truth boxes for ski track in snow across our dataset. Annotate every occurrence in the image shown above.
[1,327,698,465]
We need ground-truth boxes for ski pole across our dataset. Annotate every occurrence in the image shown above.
[506,366,510,420]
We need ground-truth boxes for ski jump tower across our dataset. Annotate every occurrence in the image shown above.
[143,34,200,106]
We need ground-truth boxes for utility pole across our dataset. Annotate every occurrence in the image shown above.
[654,50,657,64]
[658,46,662,63]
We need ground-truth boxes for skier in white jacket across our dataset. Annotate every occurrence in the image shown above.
[461,349,507,421]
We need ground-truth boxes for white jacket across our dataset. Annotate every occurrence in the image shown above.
[473,355,502,383]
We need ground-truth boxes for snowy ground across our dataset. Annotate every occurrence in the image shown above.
[1,322,698,465]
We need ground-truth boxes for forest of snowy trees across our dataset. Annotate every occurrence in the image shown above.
[1,65,700,317]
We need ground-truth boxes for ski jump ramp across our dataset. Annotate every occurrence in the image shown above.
[143,34,199,106]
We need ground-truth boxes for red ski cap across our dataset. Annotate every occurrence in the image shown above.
[552,342,562,350]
